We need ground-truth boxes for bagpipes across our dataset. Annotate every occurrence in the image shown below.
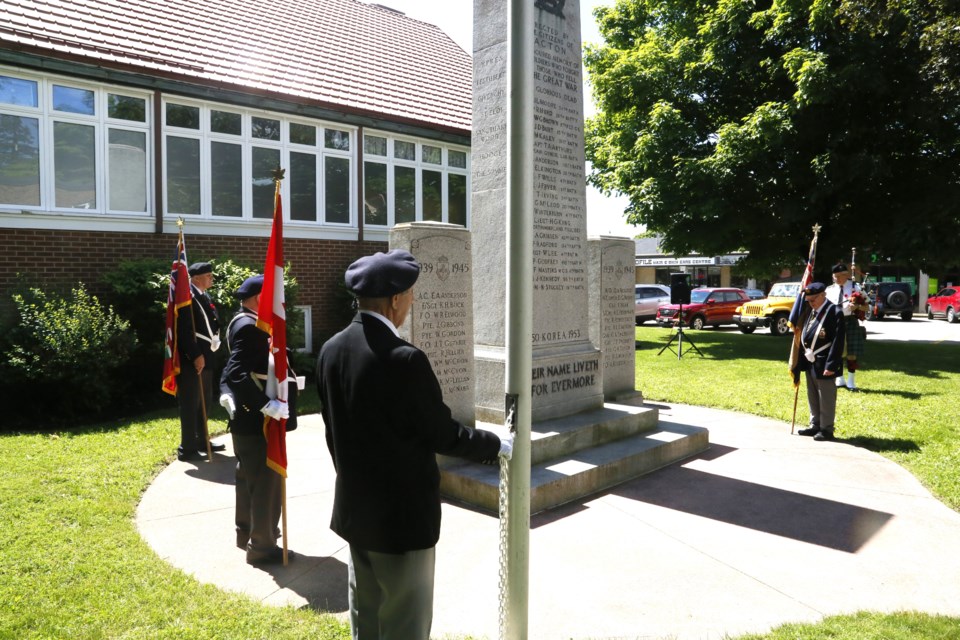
[848,247,870,321]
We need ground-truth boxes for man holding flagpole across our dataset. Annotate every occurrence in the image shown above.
[220,170,298,565]
[161,226,222,462]
[220,274,293,564]
[174,261,225,461]
[793,282,845,441]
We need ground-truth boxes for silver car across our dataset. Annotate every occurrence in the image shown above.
[635,284,671,325]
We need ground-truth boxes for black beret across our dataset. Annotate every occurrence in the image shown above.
[188,261,213,276]
[345,249,420,297]
[804,282,826,295]
[235,275,263,299]
[831,263,849,274]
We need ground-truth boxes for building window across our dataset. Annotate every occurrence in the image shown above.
[362,133,469,228]
[0,70,151,215]
[162,99,355,224]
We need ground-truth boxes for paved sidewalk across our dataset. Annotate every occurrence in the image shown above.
[136,403,960,640]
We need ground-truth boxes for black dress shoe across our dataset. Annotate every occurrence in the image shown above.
[797,426,820,437]
[176,448,205,461]
[246,547,294,565]
[209,442,227,452]
[813,431,834,441]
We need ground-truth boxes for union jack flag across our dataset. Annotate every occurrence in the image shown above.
[161,227,192,396]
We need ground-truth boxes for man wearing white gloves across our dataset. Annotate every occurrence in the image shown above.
[220,274,295,565]
[316,249,511,640]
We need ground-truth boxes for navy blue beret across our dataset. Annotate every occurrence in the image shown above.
[804,282,826,295]
[345,249,420,297]
[188,261,213,276]
[831,263,849,274]
[235,274,264,299]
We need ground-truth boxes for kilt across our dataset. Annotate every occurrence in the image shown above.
[843,315,865,359]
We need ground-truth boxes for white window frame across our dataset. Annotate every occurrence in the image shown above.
[161,98,357,227]
[0,66,153,220]
[362,130,470,230]
[293,305,312,353]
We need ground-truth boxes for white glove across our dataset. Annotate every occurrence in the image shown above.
[261,399,289,420]
[498,432,514,461]
[219,393,236,420]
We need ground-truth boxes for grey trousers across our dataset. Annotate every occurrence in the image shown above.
[348,545,436,640]
[232,432,282,553]
[805,370,838,433]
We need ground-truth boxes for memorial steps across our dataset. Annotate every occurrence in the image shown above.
[439,402,708,514]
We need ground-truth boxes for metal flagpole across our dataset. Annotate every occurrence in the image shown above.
[500,0,534,637]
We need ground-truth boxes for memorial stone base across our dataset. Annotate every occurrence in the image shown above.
[440,402,708,514]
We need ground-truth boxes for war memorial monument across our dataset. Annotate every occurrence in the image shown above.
[392,0,707,513]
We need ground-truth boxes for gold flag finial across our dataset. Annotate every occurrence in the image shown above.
[272,166,286,183]
[176,217,184,229]
[812,223,821,235]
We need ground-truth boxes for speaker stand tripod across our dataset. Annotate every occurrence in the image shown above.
[657,304,703,359]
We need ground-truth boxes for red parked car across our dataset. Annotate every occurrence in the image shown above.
[656,287,752,330]
[926,287,960,323]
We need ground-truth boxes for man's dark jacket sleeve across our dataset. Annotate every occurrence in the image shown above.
[317,314,500,553]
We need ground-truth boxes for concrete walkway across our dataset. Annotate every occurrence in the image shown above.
[136,403,960,640]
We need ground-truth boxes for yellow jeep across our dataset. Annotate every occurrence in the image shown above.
[733,281,802,336]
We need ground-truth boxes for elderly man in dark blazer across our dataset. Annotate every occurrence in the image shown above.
[316,249,512,640]
[795,282,846,441]
[175,261,224,461]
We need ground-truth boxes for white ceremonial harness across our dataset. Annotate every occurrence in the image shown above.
[192,287,221,352]
[803,305,831,363]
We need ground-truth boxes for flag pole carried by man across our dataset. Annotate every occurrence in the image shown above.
[219,167,298,566]
[257,167,291,565]
[162,219,224,461]
[787,224,821,434]
[162,219,191,398]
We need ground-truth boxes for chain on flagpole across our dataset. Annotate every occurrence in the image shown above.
[497,450,511,638]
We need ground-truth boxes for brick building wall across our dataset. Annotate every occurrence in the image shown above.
[0,229,386,349]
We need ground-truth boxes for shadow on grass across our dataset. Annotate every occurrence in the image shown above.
[0,403,181,437]
[840,387,923,399]
[842,435,921,453]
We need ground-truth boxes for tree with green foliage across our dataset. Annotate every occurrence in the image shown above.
[584,0,960,275]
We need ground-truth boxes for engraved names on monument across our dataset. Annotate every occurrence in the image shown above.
[588,237,640,401]
[472,0,602,422]
[391,223,476,425]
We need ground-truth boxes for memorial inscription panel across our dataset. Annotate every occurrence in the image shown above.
[472,0,603,421]
[391,224,476,425]
[588,238,638,399]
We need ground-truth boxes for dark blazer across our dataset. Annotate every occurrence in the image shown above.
[220,309,270,436]
[178,284,220,363]
[798,300,845,379]
[220,308,300,434]
[316,312,501,553]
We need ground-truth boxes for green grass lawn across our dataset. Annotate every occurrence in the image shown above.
[0,328,958,639]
